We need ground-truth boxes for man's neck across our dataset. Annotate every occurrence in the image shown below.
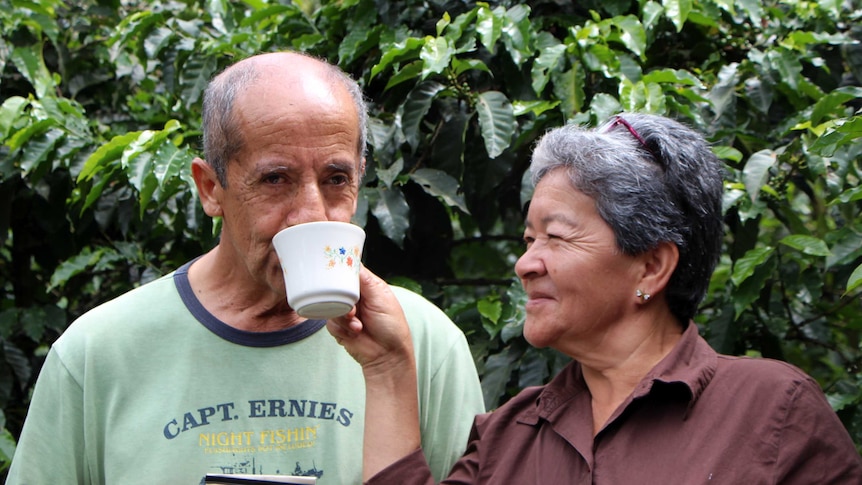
[187,249,307,331]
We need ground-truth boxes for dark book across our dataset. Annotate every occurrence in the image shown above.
[203,474,317,484]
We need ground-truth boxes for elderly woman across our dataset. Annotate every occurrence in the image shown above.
[329,113,862,484]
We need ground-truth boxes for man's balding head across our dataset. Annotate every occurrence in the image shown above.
[201,52,368,186]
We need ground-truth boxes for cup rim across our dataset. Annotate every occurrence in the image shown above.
[273,221,365,242]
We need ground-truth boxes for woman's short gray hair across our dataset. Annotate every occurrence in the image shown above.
[529,113,724,325]
[201,52,368,187]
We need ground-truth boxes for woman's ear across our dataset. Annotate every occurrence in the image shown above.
[191,158,224,218]
[638,241,679,298]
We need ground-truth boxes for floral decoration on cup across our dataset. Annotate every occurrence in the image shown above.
[324,245,362,273]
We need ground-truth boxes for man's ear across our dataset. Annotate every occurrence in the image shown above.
[638,241,679,298]
[191,158,224,218]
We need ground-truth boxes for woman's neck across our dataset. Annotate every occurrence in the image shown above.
[577,311,684,435]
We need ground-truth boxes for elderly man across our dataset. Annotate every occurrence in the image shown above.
[7,52,484,484]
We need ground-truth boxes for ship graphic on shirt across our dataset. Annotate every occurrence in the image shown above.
[207,457,324,478]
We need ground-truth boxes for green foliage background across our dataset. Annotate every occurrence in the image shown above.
[2,0,862,472]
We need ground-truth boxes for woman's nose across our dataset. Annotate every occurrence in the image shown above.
[514,244,545,280]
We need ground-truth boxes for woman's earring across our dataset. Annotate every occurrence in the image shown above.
[636,289,651,301]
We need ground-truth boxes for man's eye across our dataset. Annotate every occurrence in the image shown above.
[262,174,284,184]
[329,174,350,186]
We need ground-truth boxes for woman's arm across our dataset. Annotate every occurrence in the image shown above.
[327,266,421,480]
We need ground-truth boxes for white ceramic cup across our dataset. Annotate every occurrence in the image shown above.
[272,221,366,319]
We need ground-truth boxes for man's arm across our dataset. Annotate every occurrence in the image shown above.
[414,325,483,480]
[7,348,87,484]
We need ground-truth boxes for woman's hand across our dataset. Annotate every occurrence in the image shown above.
[326,265,414,374]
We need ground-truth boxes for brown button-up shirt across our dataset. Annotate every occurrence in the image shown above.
[368,324,862,484]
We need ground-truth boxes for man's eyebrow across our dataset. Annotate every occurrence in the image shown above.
[248,160,360,177]
[251,162,295,175]
[325,160,361,173]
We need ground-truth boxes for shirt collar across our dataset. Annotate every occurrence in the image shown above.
[642,322,718,403]
[524,323,718,423]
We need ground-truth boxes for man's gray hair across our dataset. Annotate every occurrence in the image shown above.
[529,113,724,325]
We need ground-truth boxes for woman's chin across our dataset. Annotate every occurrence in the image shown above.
[523,322,553,349]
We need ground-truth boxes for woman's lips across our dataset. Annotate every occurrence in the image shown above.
[524,291,555,310]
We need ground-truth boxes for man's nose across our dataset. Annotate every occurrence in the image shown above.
[288,183,328,224]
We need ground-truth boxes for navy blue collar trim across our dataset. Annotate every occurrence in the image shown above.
[174,260,326,348]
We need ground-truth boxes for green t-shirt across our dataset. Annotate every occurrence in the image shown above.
[7,262,484,484]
